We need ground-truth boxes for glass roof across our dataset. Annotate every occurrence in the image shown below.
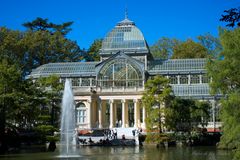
[100,18,149,54]
[148,58,207,75]
[29,62,98,78]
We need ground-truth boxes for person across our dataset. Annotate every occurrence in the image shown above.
[115,120,118,127]
[122,134,126,140]
[48,141,56,152]
[132,129,136,137]
[88,137,94,144]
[114,129,118,139]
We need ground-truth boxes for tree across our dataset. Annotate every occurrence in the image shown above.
[0,27,84,76]
[0,27,25,67]
[142,76,173,134]
[37,75,63,128]
[165,98,210,132]
[21,30,82,75]
[207,28,240,159]
[0,59,44,153]
[197,33,222,59]
[220,8,240,28]
[23,17,73,35]
[86,39,102,61]
[150,37,182,59]
[171,39,208,59]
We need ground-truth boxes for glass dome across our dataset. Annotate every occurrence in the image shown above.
[100,18,149,54]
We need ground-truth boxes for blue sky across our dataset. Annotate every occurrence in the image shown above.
[0,0,238,49]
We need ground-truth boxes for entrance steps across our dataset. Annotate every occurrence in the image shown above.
[112,127,138,139]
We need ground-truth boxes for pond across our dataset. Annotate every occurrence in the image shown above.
[0,145,232,160]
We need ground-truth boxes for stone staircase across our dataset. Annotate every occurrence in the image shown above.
[113,127,138,139]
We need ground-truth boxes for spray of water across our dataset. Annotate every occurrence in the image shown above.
[60,79,76,157]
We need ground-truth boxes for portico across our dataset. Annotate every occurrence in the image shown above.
[75,95,145,129]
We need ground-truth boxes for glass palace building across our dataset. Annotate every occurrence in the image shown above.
[30,17,221,132]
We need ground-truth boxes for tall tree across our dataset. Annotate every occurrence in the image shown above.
[86,39,102,61]
[0,27,84,76]
[207,28,240,159]
[220,8,240,28]
[172,39,208,59]
[165,98,210,132]
[23,17,73,35]
[142,76,173,133]
[150,37,182,59]
[0,60,44,153]
[21,30,82,74]
[37,75,63,128]
[197,33,222,59]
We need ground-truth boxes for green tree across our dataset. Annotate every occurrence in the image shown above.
[21,30,82,75]
[150,37,182,59]
[207,28,240,159]
[0,27,25,67]
[23,17,73,35]
[165,98,210,132]
[0,60,44,153]
[197,33,222,58]
[172,39,208,59]
[220,8,240,28]
[142,76,173,134]
[86,39,102,61]
[0,27,84,76]
[37,75,63,128]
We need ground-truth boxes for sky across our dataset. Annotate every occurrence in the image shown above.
[0,0,239,49]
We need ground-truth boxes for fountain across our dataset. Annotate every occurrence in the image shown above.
[59,79,79,158]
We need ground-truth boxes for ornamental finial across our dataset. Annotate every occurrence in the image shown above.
[125,7,128,19]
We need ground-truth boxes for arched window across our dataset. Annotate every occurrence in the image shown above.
[76,102,87,124]
[97,58,143,88]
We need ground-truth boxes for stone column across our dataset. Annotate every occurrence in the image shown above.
[109,99,114,128]
[125,100,129,127]
[212,98,216,132]
[142,106,146,128]
[98,99,102,128]
[199,75,202,84]
[188,74,191,84]
[134,99,138,128]
[121,99,126,128]
[87,100,92,129]
[177,75,180,84]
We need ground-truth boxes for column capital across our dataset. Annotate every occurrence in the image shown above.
[121,99,126,103]
[109,99,114,104]
[133,99,141,103]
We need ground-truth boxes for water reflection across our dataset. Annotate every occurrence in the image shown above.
[0,146,232,160]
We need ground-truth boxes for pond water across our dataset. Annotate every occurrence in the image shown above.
[0,146,232,160]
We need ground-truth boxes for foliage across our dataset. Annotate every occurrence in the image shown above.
[35,125,57,142]
[86,39,102,61]
[207,28,240,159]
[172,39,208,59]
[36,75,63,129]
[142,75,173,133]
[145,133,170,144]
[165,98,210,132]
[150,37,182,59]
[197,33,222,58]
[0,60,45,153]
[218,91,240,151]
[207,28,240,94]
[220,8,240,28]
[23,17,73,35]
[0,26,84,76]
